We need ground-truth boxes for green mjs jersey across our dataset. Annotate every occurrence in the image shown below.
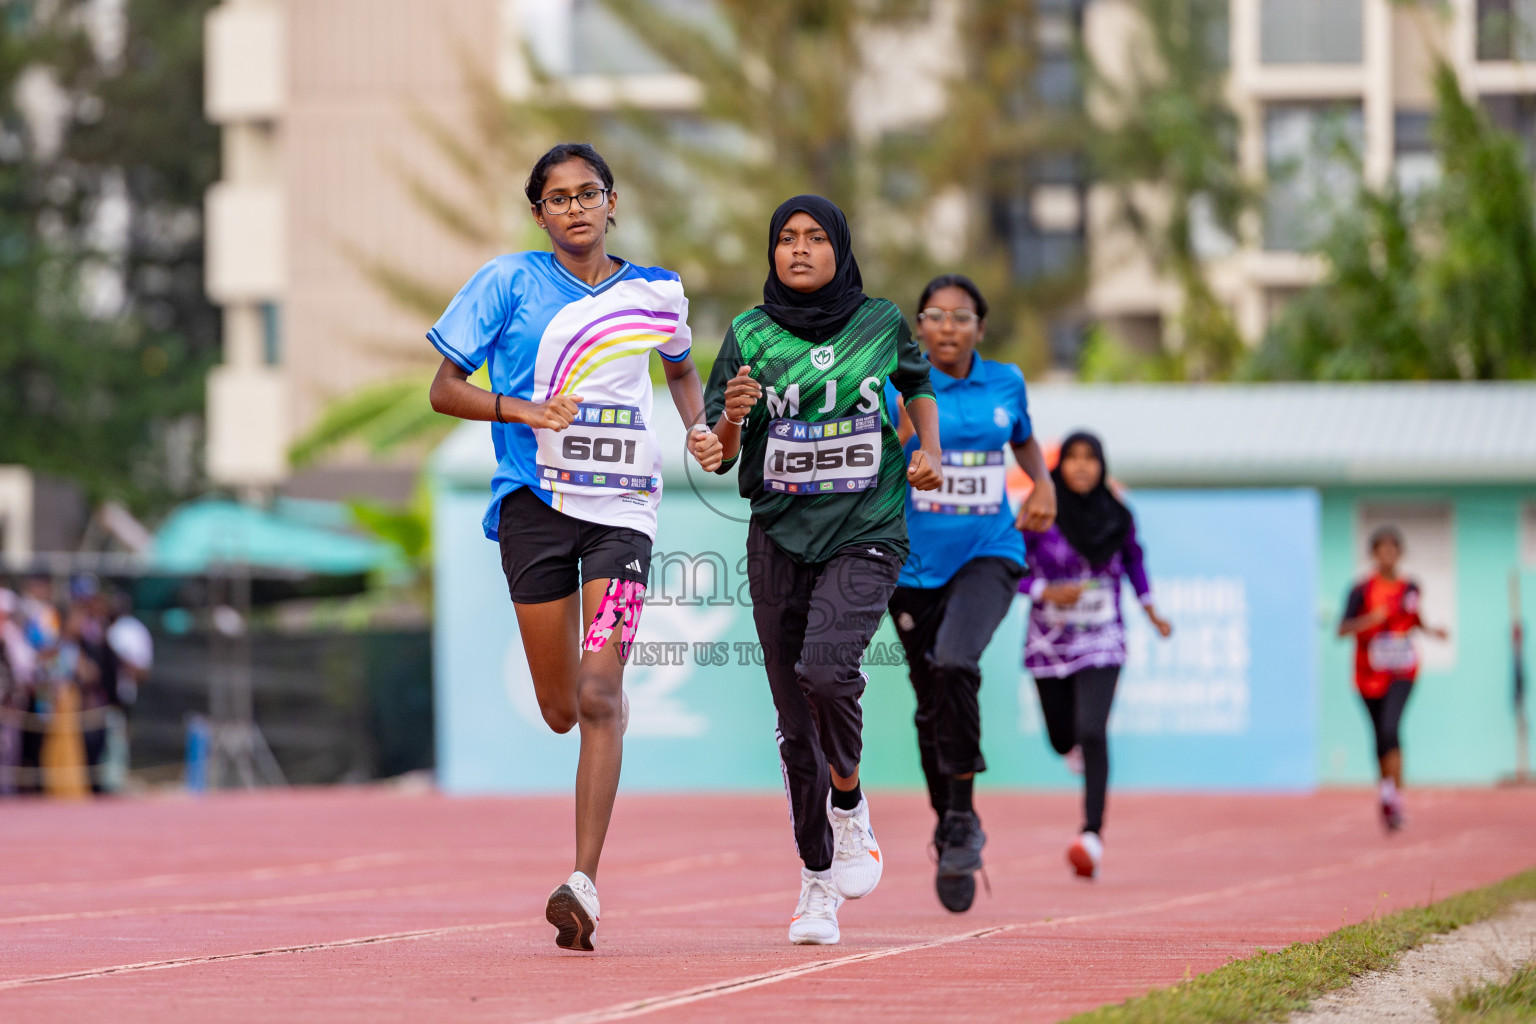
[704,297,935,565]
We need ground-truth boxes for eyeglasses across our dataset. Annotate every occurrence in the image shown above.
[536,188,609,215]
[918,308,979,326]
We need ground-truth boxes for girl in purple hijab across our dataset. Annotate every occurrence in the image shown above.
[1020,431,1172,880]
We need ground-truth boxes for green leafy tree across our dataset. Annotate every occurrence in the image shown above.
[1253,60,1536,380]
[1420,61,1536,378]
[65,0,222,391]
[0,0,218,512]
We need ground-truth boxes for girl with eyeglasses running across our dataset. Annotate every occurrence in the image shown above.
[885,275,1056,913]
[426,143,720,951]
[704,195,943,945]
[1021,432,1172,880]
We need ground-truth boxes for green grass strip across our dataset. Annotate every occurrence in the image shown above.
[1436,962,1536,1023]
[1065,867,1536,1024]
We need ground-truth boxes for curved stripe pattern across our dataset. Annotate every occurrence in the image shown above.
[545,308,680,399]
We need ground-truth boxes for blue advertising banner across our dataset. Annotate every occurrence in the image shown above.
[1004,489,1321,791]
[434,469,1319,793]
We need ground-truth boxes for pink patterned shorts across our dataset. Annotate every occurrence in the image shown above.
[582,579,646,660]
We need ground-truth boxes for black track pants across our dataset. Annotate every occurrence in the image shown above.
[1035,665,1120,835]
[889,557,1024,817]
[1362,679,1413,760]
[747,520,901,871]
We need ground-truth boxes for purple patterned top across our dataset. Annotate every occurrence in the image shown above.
[1018,521,1152,678]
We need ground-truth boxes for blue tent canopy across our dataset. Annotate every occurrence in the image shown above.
[150,498,399,576]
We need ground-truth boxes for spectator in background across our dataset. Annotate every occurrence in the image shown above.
[106,590,152,711]
[17,576,59,795]
[20,575,59,652]
[104,590,152,790]
[66,576,115,794]
[0,587,37,795]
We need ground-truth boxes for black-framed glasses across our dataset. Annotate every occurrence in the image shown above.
[918,307,978,326]
[536,188,610,215]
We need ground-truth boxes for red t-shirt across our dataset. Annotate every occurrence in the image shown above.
[1341,575,1423,698]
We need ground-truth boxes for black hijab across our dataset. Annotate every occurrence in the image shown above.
[1051,431,1133,568]
[758,194,867,343]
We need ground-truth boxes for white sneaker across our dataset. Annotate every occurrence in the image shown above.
[621,690,630,735]
[1063,745,1085,775]
[546,870,601,950]
[828,793,883,899]
[788,868,842,945]
[1068,831,1103,880]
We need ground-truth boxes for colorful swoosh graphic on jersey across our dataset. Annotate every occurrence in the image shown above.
[545,308,680,399]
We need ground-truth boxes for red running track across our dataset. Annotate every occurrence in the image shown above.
[1,787,1533,1023]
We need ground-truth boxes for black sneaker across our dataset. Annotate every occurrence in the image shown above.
[933,811,985,914]
[935,869,977,913]
[937,810,986,876]
[1382,797,1405,832]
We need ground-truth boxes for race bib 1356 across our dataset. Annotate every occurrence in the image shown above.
[763,413,881,496]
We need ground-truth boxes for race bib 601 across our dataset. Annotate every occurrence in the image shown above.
[536,403,655,493]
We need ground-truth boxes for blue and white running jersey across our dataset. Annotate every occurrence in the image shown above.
[883,350,1033,588]
[428,251,693,541]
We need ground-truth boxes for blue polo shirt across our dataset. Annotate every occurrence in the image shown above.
[885,351,1032,588]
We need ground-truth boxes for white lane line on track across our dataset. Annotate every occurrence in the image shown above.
[2,848,745,899]
[0,851,749,926]
[0,879,497,926]
[0,849,514,898]
[0,891,784,992]
[533,829,1493,1024]
[0,825,1488,1000]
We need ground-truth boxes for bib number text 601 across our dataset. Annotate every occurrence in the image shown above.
[562,435,640,465]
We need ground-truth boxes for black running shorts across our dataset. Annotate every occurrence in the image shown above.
[496,487,652,604]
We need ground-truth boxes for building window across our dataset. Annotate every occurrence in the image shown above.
[1477,0,1536,60]
[1034,0,1083,109]
[567,0,722,76]
[1356,502,1456,671]
[1483,93,1536,168]
[1394,110,1439,197]
[1202,0,1231,70]
[994,153,1085,283]
[1189,192,1237,260]
[1035,54,1080,108]
[1263,103,1364,251]
[1259,0,1363,64]
[261,302,281,366]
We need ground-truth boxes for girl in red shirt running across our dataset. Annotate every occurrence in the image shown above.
[1338,526,1449,831]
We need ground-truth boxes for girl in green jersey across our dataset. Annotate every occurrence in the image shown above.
[704,195,943,945]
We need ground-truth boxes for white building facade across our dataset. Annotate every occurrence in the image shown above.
[1085,0,1536,351]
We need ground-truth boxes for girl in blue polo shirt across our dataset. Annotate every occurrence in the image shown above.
[886,275,1056,913]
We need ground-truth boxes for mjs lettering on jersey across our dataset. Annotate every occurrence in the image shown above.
[763,376,885,419]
